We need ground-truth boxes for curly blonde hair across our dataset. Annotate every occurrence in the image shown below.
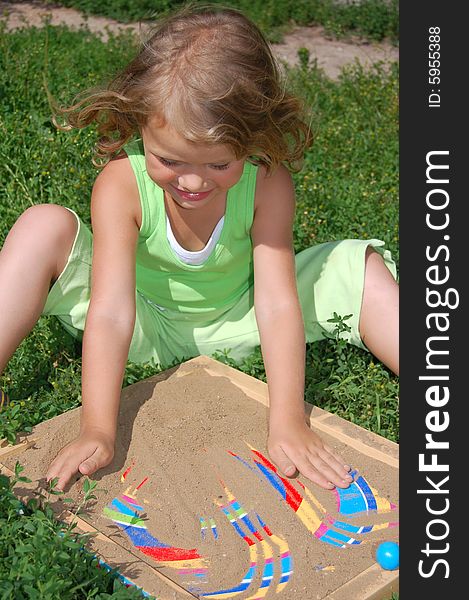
[54,3,313,172]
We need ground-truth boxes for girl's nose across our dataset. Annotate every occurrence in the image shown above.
[177,172,206,192]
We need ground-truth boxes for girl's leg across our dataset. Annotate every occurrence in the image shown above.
[359,247,399,375]
[0,204,78,374]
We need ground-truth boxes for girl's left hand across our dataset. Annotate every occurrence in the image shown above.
[267,417,353,490]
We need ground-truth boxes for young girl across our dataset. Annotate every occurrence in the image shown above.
[0,5,398,492]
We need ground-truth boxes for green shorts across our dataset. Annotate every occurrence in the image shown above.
[43,209,397,366]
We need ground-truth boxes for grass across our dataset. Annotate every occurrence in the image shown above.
[40,0,399,43]
[0,9,399,599]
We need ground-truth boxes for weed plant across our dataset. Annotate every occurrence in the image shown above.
[0,464,145,598]
[0,20,398,598]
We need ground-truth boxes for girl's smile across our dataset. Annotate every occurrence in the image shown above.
[169,185,214,203]
[141,119,245,210]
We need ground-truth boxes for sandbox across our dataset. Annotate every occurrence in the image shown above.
[0,355,399,599]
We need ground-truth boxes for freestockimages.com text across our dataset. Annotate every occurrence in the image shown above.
[417,150,457,579]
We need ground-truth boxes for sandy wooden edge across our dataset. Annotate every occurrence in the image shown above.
[176,356,399,468]
[0,437,37,458]
[326,561,399,600]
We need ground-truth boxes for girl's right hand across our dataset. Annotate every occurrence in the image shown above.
[45,428,115,491]
[268,416,353,490]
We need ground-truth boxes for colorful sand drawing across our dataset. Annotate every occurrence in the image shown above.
[201,516,219,541]
[229,447,355,548]
[102,447,397,598]
[177,565,210,584]
[104,465,292,598]
[229,445,398,548]
[334,469,397,516]
[120,460,135,482]
[103,471,207,569]
[200,482,292,599]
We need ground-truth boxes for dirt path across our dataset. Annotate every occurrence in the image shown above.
[1,1,398,79]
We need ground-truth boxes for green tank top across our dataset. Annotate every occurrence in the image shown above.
[124,139,258,321]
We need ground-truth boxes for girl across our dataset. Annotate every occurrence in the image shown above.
[0,4,398,491]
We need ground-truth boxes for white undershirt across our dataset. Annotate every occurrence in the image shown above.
[166,215,225,265]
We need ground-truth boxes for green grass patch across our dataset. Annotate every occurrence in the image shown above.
[40,0,399,43]
[0,22,398,598]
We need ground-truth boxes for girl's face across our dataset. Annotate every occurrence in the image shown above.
[141,118,245,210]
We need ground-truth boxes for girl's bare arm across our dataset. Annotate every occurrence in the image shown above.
[251,165,352,489]
[46,155,141,490]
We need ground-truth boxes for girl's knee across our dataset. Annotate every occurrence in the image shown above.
[17,204,77,244]
[364,246,396,287]
[12,205,78,278]
[364,245,382,267]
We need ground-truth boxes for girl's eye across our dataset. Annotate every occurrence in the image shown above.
[157,156,179,167]
[157,156,229,170]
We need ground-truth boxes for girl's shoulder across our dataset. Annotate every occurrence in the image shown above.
[253,163,295,213]
[251,162,296,247]
[91,152,142,230]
